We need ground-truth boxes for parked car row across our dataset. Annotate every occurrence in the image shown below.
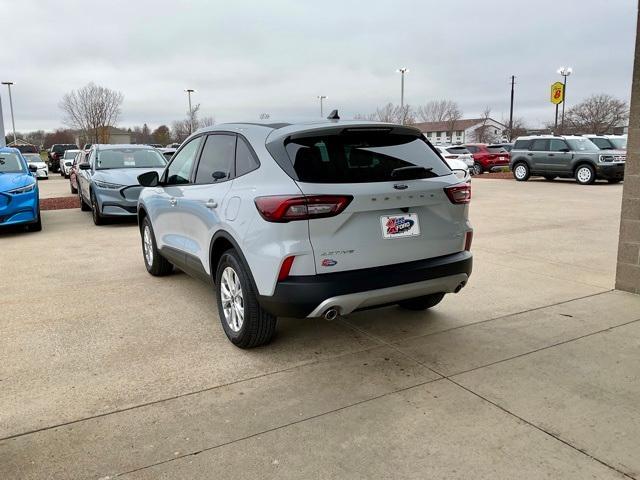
[510,135,626,185]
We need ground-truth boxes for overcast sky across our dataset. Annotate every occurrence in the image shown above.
[0,0,637,132]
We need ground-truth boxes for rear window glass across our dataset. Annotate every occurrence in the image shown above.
[487,146,507,153]
[446,147,470,154]
[285,132,450,183]
[513,139,531,150]
[15,145,38,154]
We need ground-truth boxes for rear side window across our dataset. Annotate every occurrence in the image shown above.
[195,134,236,184]
[529,139,549,151]
[447,147,470,154]
[466,145,479,153]
[513,139,531,150]
[285,133,450,183]
[235,137,259,177]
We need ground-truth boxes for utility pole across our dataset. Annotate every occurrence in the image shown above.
[397,67,409,125]
[317,95,327,117]
[0,90,5,147]
[185,89,195,134]
[2,82,17,144]
[508,75,515,141]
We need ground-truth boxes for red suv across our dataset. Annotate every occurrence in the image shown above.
[464,144,510,175]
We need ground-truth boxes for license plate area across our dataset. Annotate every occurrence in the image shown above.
[381,213,420,239]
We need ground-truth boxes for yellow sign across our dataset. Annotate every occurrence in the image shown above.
[550,82,564,105]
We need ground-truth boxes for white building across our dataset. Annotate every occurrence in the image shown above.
[413,118,507,145]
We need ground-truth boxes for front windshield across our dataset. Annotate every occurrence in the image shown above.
[0,153,26,173]
[95,148,167,170]
[609,137,627,149]
[566,138,598,151]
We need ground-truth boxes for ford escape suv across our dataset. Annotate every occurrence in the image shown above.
[510,135,625,184]
[137,118,473,348]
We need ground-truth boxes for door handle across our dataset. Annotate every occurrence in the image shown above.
[548,153,555,157]
[527,153,534,156]
[169,197,177,207]
[205,200,218,209]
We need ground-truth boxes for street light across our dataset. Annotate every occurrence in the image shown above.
[317,95,327,117]
[0,91,5,147]
[185,88,196,134]
[396,68,409,125]
[2,82,17,144]
[557,67,572,134]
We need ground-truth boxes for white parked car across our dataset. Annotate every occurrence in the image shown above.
[435,145,475,169]
[433,146,472,181]
[22,153,49,179]
[60,149,81,178]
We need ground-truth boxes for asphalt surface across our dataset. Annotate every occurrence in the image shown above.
[1,178,638,479]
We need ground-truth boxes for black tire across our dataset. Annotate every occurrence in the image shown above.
[543,175,556,181]
[140,217,173,276]
[80,190,91,211]
[28,208,42,232]
[472,162,483,175]
[398,293,445,311]
[512,162,530,181]
[608,179,622,184]
[575,164,596,185]
[90,189,105,225]
[215,249,277,348]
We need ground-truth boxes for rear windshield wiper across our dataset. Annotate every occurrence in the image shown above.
[391,166,434,180]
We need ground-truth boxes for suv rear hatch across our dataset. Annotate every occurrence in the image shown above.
[272,126,470,274]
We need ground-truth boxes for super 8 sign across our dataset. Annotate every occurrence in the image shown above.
[550,82,564,105]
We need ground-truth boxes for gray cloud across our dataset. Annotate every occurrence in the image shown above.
[0,0,636,132]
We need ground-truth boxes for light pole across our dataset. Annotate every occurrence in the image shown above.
[0,90,5,147]
[317,95,327,117]
[396,68,409,124]
[557,67,572,134]
[185,89,195,134]
[2,82,17,144]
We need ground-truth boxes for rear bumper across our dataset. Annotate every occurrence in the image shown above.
[257,251,472,318]
[596,163,625,180]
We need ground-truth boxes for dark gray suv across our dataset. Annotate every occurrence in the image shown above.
[510,136,625,185]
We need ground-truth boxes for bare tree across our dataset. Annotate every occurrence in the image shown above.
[60,82,124,143]
[355,103,415,124]
[471,107,500,143]
[199,116,215,128]
[564,94,629,134]
[417,100,463,140]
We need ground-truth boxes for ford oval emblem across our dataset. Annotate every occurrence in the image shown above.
[393,184,408,190]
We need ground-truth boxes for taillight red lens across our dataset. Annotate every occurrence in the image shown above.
[278,255,296,281]
[254,195,353,222]
[444,184,471,204]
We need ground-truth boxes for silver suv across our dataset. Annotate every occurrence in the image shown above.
[510,135,626,185]
[137,118,473,348]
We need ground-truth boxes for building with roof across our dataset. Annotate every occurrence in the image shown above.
[412,118,507,145]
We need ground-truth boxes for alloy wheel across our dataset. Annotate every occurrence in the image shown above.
[577,167,592,184]
[514,165,527,180]
[220,266,244,332]
[143,225,154,266]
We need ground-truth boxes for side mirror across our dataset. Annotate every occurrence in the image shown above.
[28,164,38,173]
[138,170,159,187]
[79,163,91,170]
[212,171,227,181]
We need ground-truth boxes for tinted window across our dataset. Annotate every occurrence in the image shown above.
[236,137,259,177]
[549,139,569,151]
[195,134,236,184]
[96,149,166,170]
[447,147,470,154]
[166,137,202,185]
[529,139,549,151]
[0,152,25,173]
[589,138,614,150]
[487,146,506,153]
[466,145,479,153]
[286,132,449,183]
[513,139,531,150]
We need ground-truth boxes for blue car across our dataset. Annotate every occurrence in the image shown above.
[0,147,41,232]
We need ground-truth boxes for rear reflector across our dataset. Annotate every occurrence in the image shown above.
[278,255,296,281]
[464,231,473,251]
[255,195,353,222]
[444,183,471,204]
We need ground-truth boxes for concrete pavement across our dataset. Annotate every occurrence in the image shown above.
[37,173,73,198]
[1,179,638,479]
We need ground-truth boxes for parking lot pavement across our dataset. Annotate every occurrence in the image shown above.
[37,174,73,198]
[1,179,638,479]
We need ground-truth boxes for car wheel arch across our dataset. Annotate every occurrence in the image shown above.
[209,231,258,291]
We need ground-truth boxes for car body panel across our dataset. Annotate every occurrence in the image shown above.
[0,148,40,227]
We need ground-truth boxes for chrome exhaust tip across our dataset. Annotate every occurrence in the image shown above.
[324,308,339,321]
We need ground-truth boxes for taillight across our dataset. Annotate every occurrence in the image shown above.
[254,195,353,222]
[444,184,471,204]
[278,255,296,281]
